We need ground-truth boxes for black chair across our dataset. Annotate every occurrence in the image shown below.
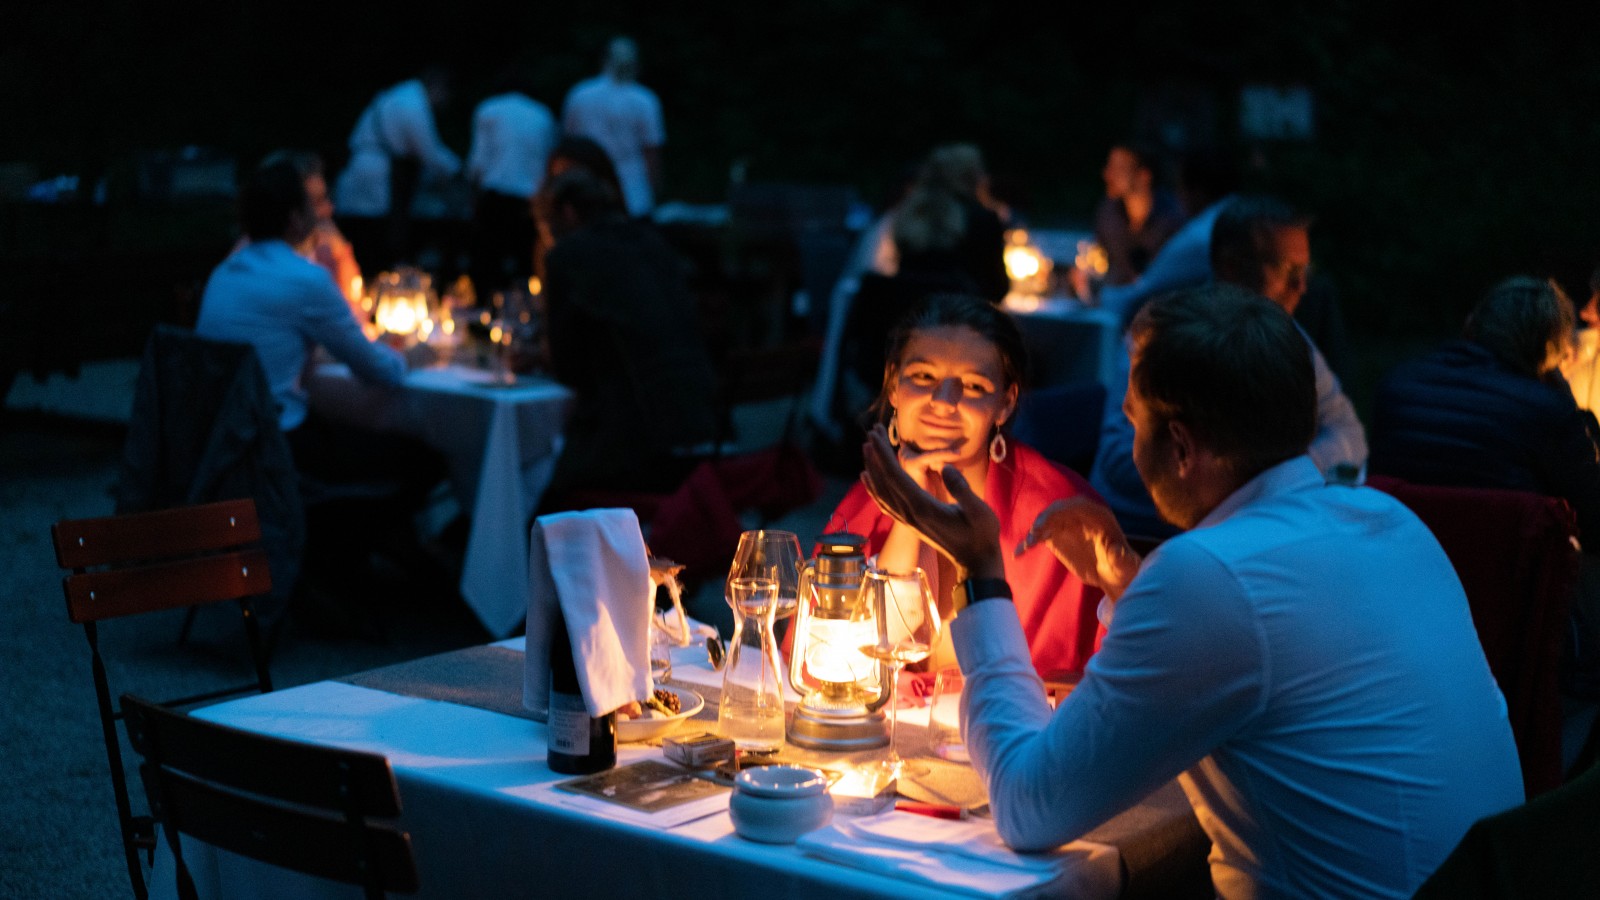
[53,498,277,900]
[122,695,418,900]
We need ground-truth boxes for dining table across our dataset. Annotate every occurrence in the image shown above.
[1001,294,1123,392]
[145,637,1210,900]
[305,361,574,637]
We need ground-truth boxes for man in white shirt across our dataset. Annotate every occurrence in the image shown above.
[561,36,665,218]
[466,69,557,293]
[334,67,463,270]
[861,285,1524,898]
[1092,194,1367,539]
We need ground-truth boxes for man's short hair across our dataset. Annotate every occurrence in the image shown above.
[1129,283,1316,478]
[537,168,624,231]
[239,158,307,241]
[1464,276,1575,378]
[1209,195,1311,294]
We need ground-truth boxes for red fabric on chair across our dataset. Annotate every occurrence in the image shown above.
[1367,475,1580,797]
[646,443,824,579]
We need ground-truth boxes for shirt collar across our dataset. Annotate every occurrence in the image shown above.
[1194,454,1324,530]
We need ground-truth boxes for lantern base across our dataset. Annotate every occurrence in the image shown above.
[787,702,889,751]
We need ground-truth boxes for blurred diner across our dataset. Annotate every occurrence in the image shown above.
[534,168,719,508]
[197,156,445,614]
[1092,140,1184,288]
[1090,194,1367,540]
[1372,276,1600,696]
[862,285,1525,898]
[822,293,1107,681]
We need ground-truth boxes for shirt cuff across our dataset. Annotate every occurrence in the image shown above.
[951,600,1033,673]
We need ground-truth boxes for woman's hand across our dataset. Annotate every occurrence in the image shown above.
[862,425,1005,581]
[1019,498,1142,601]
[897,438,964,501]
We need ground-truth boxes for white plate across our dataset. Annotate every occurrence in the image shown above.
[616,687,705,743]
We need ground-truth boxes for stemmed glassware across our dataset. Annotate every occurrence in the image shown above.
[727,530,803,621]
[857,566,941,779]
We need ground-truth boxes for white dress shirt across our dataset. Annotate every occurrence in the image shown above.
[955,455,1524,899]
[561,74,665,217]
[334,79,463,217]
[196,240,405,431]
[466,92,558,200]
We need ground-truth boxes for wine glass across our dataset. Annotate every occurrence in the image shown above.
[858,566,941,779]
[727,530,804,621]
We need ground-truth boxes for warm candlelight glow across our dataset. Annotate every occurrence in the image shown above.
[1004,229,1052,294]
[527,277,541,295]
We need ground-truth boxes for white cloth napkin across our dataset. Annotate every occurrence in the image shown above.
[523,508,653,720]
[796,811,1120,898]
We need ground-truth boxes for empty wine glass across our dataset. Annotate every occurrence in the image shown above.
[857,566,941,779]
[727,530,804,621]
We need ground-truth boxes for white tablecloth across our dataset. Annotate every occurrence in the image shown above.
[306,363,574,637]
[1001,297,1122,391]
[146,638,1128,900]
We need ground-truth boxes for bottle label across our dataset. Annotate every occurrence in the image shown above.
[548,691,591,756]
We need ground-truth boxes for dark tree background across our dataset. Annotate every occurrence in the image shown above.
[6,0,1600,349]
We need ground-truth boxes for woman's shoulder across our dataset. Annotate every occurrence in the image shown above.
[1007,442,1098,496]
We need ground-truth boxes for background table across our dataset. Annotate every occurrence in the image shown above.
[147,638,1208,900]
[307,363,574,637]
[1001,296,1122,391]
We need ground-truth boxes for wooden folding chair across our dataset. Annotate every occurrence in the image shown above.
[52,498,276,900]
[122,695,418,900]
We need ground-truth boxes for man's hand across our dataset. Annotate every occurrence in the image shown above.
[861,425,1005,581]
[1019,498,1142,601]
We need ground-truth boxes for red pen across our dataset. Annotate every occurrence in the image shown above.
[895,801,965,820]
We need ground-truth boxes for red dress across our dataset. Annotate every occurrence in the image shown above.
[824,442,1107,680]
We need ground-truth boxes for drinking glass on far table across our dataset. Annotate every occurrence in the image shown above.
[727,530,804,621]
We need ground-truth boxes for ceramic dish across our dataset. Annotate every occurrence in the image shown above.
[616,686,704,743]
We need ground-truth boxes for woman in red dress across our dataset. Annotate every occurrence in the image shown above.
[825,294,1108,681]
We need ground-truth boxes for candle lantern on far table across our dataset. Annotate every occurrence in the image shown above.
[1004,228,1053,298]
[785,533,891,751]
[372,267,436,346]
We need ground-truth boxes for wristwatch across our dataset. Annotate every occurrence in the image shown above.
[954,576,1013,614]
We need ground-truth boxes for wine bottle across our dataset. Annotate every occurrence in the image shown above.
[546,605,616,774]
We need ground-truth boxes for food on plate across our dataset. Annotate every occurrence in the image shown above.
[617,688,682,720]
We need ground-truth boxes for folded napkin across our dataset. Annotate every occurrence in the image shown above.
[797,811,1119,898]
[523,508,653,721]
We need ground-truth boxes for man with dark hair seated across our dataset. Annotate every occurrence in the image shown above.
[198,156,444,629]
[534,168,719,506]
[863,285,1523,898]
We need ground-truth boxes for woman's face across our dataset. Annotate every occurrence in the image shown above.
[888,325,1017,466]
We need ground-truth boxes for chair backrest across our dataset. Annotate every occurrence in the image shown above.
[1367,475,1580,797]
[114,324,306,617]
[122,695,417,899]
[52,497,277,900]
[1011,381,1108,479]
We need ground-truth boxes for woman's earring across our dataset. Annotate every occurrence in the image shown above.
[989,431,1008,464]
[887,414,900,447]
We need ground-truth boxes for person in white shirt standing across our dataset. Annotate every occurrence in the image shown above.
[334,66,463,271]
[561,36,664,218]
[467,67,557,294]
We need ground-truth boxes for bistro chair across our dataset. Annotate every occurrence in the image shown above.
[52,498,277,900]
[122,695,418,900]
[1367,476,1581,798]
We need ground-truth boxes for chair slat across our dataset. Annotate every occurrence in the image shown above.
[53,498,261,569]
[125,697,402,816]
[63,549,273,624]
[149,769,417,893]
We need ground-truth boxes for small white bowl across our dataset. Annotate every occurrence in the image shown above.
[729,765,833,843]
[616,687,705,743]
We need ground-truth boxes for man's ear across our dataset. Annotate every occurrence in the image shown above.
[1167,418,1196,475]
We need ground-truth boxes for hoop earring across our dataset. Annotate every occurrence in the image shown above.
[887,414,900,447]
[989,431,1008,464]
